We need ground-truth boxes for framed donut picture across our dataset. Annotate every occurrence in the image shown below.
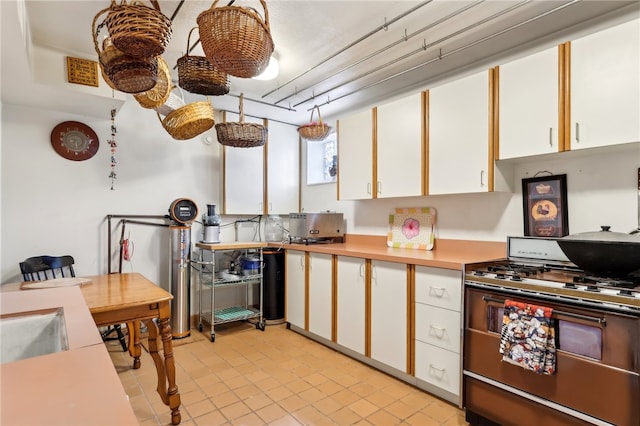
[522,174,568,237]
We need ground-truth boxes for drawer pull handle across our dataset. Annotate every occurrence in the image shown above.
[428,286,446,298]
[429,364,446,378]
[429,325,446,338]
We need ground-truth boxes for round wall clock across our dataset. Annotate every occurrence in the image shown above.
[50,121,99,161]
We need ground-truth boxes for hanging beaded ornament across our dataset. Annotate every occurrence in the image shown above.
[108,108,117,190]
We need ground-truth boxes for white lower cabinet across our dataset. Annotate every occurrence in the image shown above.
[370,260,407,372]
[285,250,306,329]
[336,256,366,355]
[308,253,332,340]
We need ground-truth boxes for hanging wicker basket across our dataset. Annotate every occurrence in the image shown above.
[177,27,230,96]
[93,9,158,93]
[215,94,267,148]
[105,0,172,58]
[197,0,274,78]
[154,86,187,116]
[298,105,331,141]
[158,99,215,141]
[133,55,171,108]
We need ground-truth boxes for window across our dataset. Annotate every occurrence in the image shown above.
[306,132,337,185]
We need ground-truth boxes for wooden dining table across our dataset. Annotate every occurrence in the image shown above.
[80,272,182,425]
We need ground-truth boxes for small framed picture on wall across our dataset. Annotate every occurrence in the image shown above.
[522,174,569,237]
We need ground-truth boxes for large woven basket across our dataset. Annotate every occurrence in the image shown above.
[298,105,331,141]
[133,56,171,108]
[105,0,172,58]
[177,27,230,96]
[93,9,158,93]
[197,0,274,78]
[215,94,267,148]
[158,100,215,140]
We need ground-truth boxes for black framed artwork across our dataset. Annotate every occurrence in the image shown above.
[522,174,569,237]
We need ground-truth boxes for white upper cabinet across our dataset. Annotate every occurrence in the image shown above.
[266,121,299,214]
[338,108,374,200]
[428,70,492,194]
[498,46,560,159]
[376,93,425,198]
[569,18,640,150]
[222,112,265,215]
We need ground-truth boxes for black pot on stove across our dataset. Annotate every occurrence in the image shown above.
[557,226,640,278]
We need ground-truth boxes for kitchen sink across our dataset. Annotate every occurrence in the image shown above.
[0,308,69,363]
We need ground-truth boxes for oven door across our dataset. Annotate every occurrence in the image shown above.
[463,284,640,426]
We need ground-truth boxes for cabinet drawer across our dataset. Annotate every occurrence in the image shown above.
[415,341,460,396]
[415,303,460,353]
[414,266,461,311]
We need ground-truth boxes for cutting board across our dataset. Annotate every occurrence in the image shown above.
[20,277,92,290]
[387,207,436,250]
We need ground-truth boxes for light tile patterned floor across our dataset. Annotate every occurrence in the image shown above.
[107,323,468,426]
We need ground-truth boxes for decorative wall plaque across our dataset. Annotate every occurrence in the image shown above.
[66,56,99,87]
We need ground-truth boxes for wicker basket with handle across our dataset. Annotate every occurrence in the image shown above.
[158,99,215,141]
[197,0,274,78]
[105,0,172,58]
[133,55,171,108]
[93,8,158,93]
[215,94,267,148]
[154,86,187,117]
[177,27,230,96]
[297,105,331,141]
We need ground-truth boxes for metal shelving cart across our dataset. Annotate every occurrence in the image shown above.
[194,242,267,342]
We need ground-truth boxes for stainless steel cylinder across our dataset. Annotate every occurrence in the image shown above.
[170,225,191,338]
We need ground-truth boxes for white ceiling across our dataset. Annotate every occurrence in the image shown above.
[2,0,639,125]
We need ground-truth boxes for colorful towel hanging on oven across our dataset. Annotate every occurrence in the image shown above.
[499,299,557,375]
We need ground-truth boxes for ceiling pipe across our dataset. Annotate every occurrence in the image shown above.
[294,0,530,108]
[310,0,580,111]
[261,0,434,99]
[275,0,486,106]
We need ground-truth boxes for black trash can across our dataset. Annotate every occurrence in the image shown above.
[262,249,285,321]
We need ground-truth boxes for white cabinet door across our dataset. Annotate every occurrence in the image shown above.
[499,46,560,159]
[376,93,424,198]
[336,256,366,355]
[308,253,332,340]
[370,260,407,372]
[429,71,491,195]
[414,266,462,312]
[338,109,374,200]
[570,18,640,150]
[267,121,299,214]
[223,112,264,214]
[285,250,306,329]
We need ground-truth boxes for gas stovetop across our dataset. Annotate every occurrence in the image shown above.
[464,237,640,313]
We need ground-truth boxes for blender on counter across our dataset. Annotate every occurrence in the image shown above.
[201,204,221,243]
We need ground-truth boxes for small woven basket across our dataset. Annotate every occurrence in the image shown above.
[177,27,230,96]
[215,94,267,148]
[298,105,331,141]
[197,0,274,78]
[158,100,215,140]
[105,0,172,58]
[154,88,186,116]
[133,55,171,108]
[93,9,158,93]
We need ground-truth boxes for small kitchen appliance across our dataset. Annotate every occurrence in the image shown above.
[288,212,344,243]
[201,204,221,244]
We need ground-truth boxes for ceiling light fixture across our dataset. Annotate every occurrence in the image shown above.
[253,53,279,81]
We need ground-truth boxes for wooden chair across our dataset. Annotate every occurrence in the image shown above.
[19,255,128,352]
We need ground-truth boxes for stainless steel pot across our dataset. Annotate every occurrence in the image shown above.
[557,226,640,277]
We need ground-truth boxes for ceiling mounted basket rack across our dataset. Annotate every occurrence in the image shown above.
[105,0,172,58]
[177,27,230,96]
[93,9,157,93]
[215,94,267,148]
[298,105,331,141]
[157,97,215,141]
[133,55,171,108]
[197,0,274,78]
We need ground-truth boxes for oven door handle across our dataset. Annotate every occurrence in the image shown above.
[482,296,607,326]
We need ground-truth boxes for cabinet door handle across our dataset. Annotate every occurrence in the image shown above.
[429,325,446,338]
[428,286,446,298]
[268,203,272,212]
[575,122,580,143]
[359,263,364,278]
[480,170,485,187]
[377,181,381,195]
[549,127,553,147]
[300,256,304,268]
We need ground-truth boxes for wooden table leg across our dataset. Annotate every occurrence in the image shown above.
[127,321,141,369]
[147,317,181,425]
